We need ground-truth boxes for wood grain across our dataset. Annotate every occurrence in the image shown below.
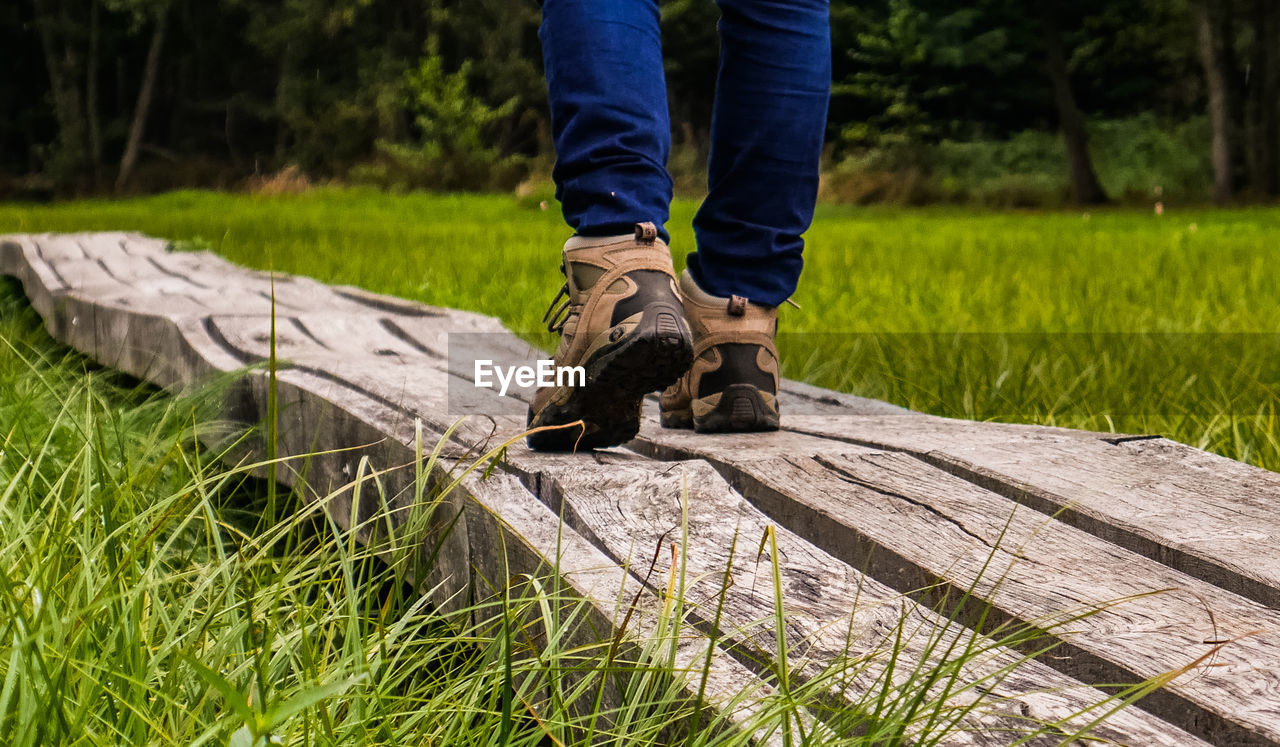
[784,414,1280,611]
[635,424,1280,743]
[535,457,1210,745]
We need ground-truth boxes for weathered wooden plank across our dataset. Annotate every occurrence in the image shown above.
[237,368,794,745]
[222,319,1228,741]
[460,471,797,746]
[774,376,916,418]
[634,425,1280,744]
[533,457,1206,745]
[2,235,71,318]
[2,237,241,386]
[785,412,1124,449]
[784,414,1280,611]
[201,314,517,450]
[240,330,1177,741]
[233,337,1119,741]
[30,233,92,261]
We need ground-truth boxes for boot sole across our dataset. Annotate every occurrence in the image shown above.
[527,302,692,451]
[692,384,780,433]
[660,406,693,429]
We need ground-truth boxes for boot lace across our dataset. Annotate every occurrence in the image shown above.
[542,281,582,334]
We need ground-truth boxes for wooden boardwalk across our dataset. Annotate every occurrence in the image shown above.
[4,232,1280,744]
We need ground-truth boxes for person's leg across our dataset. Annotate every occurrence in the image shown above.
[661,0,830,433]
[688,0,831,307]
[539,0,673,239]
[528,0,693,451]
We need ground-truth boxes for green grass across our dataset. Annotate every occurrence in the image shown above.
[4,188,1280,468]
[0,280,1164,745]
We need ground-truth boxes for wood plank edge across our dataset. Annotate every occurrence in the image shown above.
[921,448,1280,611]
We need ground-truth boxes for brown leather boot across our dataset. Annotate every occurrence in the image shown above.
[527,223,693,451]
[660,270,780,432]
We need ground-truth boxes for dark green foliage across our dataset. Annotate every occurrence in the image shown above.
[824,114,1212,207]
[834,1,1028,149]
[831,0,1201,149]
[2,0,1278,203]
[351,53,528,191]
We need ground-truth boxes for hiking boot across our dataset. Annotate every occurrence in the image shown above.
[527,222,693,451]
[659,270,780,432]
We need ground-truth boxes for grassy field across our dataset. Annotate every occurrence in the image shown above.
[3,188,1279,468]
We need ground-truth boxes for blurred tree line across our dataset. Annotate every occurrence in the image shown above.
[1,0,1276,204]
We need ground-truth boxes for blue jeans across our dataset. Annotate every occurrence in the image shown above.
[540,0,831,307]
